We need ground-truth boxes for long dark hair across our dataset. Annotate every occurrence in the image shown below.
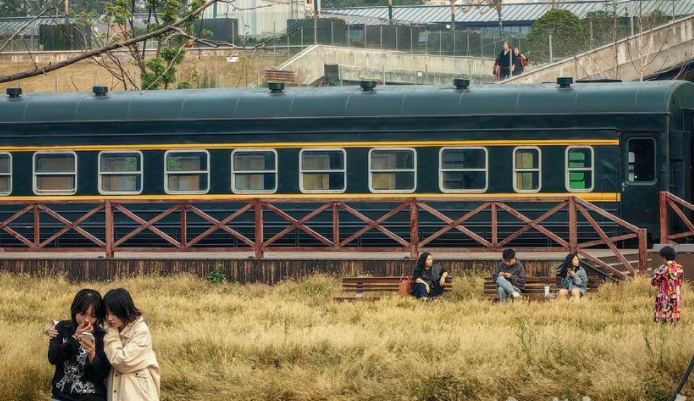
[70,289,105,332]
[417,252,432,270]
[557,253,579,278]
[103,288,142,325]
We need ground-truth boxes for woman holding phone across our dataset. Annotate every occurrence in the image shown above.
[556,253,588,299]
[103,288,160,401]
[48,288,111,401]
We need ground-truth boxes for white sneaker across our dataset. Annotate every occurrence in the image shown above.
[512,291,521,298]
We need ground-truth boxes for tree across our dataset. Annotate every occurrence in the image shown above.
[525,9,583,63]
[0,0,28,17]
[0,0,219,85]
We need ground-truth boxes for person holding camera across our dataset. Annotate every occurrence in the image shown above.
[557,253,588,300]
[492,248,526,302]
[48,289,111,401]
[411,252,449,298]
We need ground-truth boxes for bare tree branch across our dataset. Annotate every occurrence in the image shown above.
[0,0,221,84]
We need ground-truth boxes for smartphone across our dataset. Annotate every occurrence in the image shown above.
[81,332,94,342]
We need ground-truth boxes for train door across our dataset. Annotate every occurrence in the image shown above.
[621,134,660,230]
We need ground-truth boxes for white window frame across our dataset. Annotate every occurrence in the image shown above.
[438,147,488,194]
[231,149,278,194]
[565,146,594,193]
[0,152,12,196]
[368,147,417,194]
[164,150,210,195]
[98,151,144,195]
[512,146,542,194]
[299,148,347,194]
[33,151,77,196]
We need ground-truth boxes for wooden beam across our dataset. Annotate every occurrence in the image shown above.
[105,200,114,258]
[185,203,255,248]
[410,199,419,259]
[660,191,669,243]
[38,204,106,247]
[262,202,333,247]
[417,202,490,247]
[496,202,569,247]
[113,204,181,248]
[339,202,410,248]
[577,205,634,275]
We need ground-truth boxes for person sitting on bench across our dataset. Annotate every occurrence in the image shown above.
[493,248,526,302]
[411,252,448,299]
[557,253,588,299]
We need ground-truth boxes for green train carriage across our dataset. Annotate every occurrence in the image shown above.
[0,78,691,249]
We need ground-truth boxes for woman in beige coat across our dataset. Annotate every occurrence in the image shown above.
[103,288,160,401]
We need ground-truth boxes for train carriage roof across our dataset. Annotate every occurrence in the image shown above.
[0,80,692,123]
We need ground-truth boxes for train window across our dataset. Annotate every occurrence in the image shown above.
[369,148,416,193]
[300,149,346,193]
[98,151,143,195]
[513,147,541,193]
[164,150,210,194]
[627,138,656,183]
[565,147,594,192]
[0,153,11,196]
[439,147,487,193]
[231,149,277,194]
[33,152,77,195]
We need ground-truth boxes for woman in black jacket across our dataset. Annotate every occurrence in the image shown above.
[411,252,449,298]
[48,289,111,401]
[495,42,515,80]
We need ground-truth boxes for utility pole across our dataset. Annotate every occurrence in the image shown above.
[388,0,393,24]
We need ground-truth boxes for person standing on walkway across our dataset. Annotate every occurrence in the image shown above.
[512,47,528,76]
[492,248,526,302]
[652,246,683,323]
[495,42,515,80]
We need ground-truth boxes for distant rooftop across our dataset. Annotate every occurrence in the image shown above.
[323,0,694,26]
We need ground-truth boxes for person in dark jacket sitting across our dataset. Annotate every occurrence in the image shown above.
[411,252,449,298]
[492,248,527,302]
[48,289,111,401]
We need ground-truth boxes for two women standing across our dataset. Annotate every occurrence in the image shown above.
[48,288,160,401]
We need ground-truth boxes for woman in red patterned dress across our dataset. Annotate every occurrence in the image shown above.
[651,246,684,323]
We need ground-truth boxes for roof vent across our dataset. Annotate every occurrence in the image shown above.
[268,82,285,93]
[557,77,573,89]
[93,86,108,96]
[453,78,469,90]
[6,88,22,98]
[360,80,377,92]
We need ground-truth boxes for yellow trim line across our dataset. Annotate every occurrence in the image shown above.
[0,193,621,202]
[0,139,619,152]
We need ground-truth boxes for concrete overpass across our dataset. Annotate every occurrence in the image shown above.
[505,14,694,84]
[277,45,494,85]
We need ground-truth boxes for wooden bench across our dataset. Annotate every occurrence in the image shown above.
[335,276,453,302]
[483,277,600,301]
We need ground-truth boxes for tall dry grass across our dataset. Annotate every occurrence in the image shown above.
[0,273,693,401]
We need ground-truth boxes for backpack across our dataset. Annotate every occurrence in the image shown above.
[521,55,529,67]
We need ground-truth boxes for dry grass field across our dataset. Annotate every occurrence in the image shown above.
[0,273,693,401]
[0,51,289,93]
